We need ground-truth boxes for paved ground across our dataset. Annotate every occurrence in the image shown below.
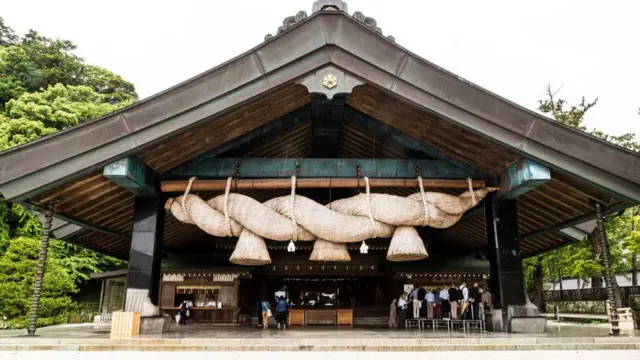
[1,322,638,339]
[2,351,640,359]
[1,323,638,351]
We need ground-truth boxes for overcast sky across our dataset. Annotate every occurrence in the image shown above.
[3,0,639,137]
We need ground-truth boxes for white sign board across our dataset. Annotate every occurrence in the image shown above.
[162,274,184,282]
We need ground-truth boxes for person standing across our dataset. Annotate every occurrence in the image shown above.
[389,298,398,328]
[460,283,470,319]
[260,299,271,329]
[470,282,481,320]
[439,287,450,319]
[433,288,441,319]
[178,300,188,325]
[481,288,493,321]
[275,296,290,329]
[477,288,485,321]
[256,300,263,328]
[412,289,422,319]
[397,295,408,328]
[425,290,435,319]
[449,284,459,319]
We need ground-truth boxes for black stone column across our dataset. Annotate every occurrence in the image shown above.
[126,196,164,309]
[485,192,527,329]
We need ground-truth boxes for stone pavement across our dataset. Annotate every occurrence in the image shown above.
[2,351,640,359]
[0,323,639,351]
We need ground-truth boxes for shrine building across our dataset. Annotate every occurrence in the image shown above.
[1,0,639,334]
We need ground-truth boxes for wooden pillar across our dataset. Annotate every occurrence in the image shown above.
[125,196,165,311]
[632,209,638,286]
[532,257,545,312]
[596,204,620,336]
[633,255,639,287]
[233,279,240,308]
[27,207,53,336]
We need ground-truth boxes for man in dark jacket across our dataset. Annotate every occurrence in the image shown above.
[448,285,460,319]
[275,296,290,329]
[469,282,482,319]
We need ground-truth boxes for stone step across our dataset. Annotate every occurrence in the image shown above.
[1,342,639,351]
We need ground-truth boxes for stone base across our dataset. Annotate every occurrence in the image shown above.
[510,316,547,333]
[485,310,504,332]
[140,314,171,334]
[485,306,547,333]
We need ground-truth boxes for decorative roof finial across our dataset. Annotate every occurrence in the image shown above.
[312,0,349,13]
[352,10,395,42]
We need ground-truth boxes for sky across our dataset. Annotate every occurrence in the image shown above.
[2,0,639,137]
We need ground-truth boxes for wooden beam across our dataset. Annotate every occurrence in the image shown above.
[103,156,157,197]
[345,107,480,174]
[22,201,130,242]
[165,158,482,179]
[499,159,550,199]
[161,178,486,192]
[516,202,628,241]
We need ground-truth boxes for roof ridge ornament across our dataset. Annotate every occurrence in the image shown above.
[312,0,348,13]
[352,11,395,42]
[264,10,308,41]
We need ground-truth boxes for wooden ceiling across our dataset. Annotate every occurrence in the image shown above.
[30,84,621,259]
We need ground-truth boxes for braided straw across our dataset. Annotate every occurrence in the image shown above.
[290,175,298,242]
[364,177,378,239]
[223,177,233,237]
[417,176,429,226]
[181,177,197,223]
[467,178,477,206]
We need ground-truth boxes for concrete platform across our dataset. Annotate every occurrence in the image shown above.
[0,323,639,351]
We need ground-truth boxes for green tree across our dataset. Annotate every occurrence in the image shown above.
[0,21,137,110]
[0,17,131,329]
[527,85,639,299]
[0,18,17,45]
[0,237,76,328]
[0,83,135,150]
[539,85,640,152]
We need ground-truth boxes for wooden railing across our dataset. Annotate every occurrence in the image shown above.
[541,286,640,304]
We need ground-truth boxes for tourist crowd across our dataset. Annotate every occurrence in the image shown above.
[388,282,493,328]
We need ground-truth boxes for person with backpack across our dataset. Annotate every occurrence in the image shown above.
[260,299,272,329]
[275,296,290,329]
[178,300,188,325]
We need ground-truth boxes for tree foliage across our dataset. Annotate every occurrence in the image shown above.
[0,19,137,150]
[0,17,131,329]
[0,83,134,150]
[526,85,640,292]
[538,84,640,152]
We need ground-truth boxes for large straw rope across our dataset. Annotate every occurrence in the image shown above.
[166,177,498,246]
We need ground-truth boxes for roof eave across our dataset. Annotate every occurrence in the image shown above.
[1,11,639,203]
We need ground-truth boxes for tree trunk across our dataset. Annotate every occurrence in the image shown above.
[596,204,620,336]
[591,276,603,288]
[633,255,639,287]
[612,275,623,308]
[558,270,563,290]
[27,208,53,336]
[632,209,638,286]
[533,257,545,311]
